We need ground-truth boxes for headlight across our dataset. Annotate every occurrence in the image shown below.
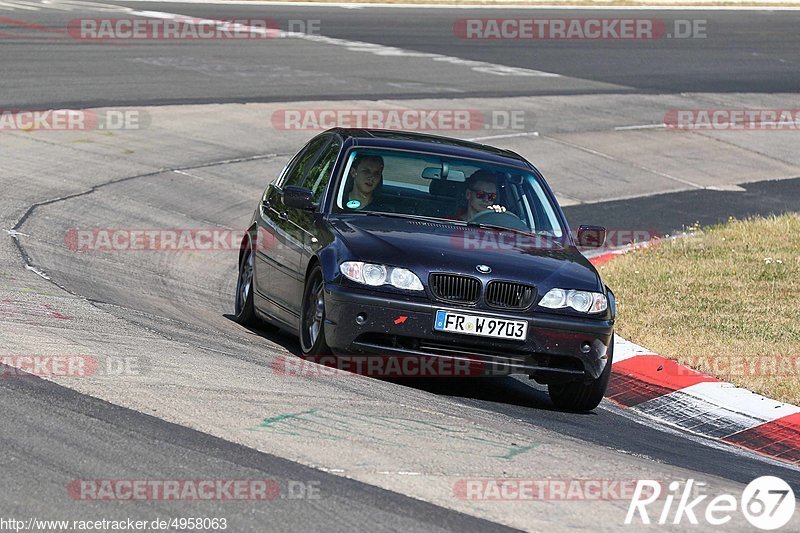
[362,264,386,286]
[390,267,424,290]
[340,262,423,291]
[567,290,592,313]
[538,288,607,314]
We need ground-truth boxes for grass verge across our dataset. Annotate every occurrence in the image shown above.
[600,213,800,406]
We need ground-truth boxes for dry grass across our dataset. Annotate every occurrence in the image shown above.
[600,213,800,405]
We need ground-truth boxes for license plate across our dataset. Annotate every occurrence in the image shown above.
[433,310,527,341]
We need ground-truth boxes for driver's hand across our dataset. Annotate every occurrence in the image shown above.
[486,204,506,213]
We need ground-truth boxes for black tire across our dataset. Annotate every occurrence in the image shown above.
[548,337,614,412]
[234,241,258,326]
[299,265,331,356]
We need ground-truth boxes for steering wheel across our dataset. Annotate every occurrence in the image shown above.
[468,209,529,231]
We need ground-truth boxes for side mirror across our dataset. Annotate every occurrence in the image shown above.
[576,225,606,248]
[283,186,316,211]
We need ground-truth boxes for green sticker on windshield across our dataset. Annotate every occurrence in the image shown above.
[346,200,361,209]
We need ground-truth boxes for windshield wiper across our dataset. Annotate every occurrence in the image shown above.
[465,220,530,235]
[360,211,432,222]
[358,211,479,225]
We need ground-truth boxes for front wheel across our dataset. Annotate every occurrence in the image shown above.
[548,338,614,412]
[234,242,258,326]
[299,265,331,356]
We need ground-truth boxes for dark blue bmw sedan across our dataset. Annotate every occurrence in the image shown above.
[235,128,615,411]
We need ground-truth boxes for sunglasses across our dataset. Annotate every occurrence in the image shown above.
[470,189,497,201]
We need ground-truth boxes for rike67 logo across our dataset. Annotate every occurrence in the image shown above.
[626,477,796,530]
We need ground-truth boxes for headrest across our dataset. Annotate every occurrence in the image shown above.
[429,179,465,198]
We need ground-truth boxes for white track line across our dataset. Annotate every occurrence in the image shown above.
[614,123,667,131]
[467,131,539,141]
[542,134,706,190]
[129,9,561,77]
[0,1,40,10]
[678,381,800,422]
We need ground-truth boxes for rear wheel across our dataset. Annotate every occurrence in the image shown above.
[300,265,331,356]
[234,242,258,326]
[548,338,614,412]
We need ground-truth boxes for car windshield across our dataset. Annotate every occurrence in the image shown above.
[332,148,565,238]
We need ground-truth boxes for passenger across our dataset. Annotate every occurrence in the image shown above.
[345,154,384,210]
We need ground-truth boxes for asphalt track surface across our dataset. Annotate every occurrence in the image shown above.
[2,1,800,531]
[562,176,800,236]
[0,365,514,532]
[1,2,800,107]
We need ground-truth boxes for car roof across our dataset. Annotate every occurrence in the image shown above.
[328,128,533,170]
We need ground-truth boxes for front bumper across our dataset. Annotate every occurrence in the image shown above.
[324,283,614,381]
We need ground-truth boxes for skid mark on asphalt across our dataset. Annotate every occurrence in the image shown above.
[69,137,136,155]
[0,286,50,294]
[249,408,540,459]
[0,271,51,295]
[0,299,70,319]
[126,57,352,85]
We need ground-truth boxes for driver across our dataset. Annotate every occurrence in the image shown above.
[458,169,507,221]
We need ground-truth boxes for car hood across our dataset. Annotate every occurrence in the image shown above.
[329,216,603,292]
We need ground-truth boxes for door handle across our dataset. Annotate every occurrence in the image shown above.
[278,212,289,220]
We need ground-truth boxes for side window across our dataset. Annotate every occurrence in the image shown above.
[281,135,329,188]
[303,136,342,202]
